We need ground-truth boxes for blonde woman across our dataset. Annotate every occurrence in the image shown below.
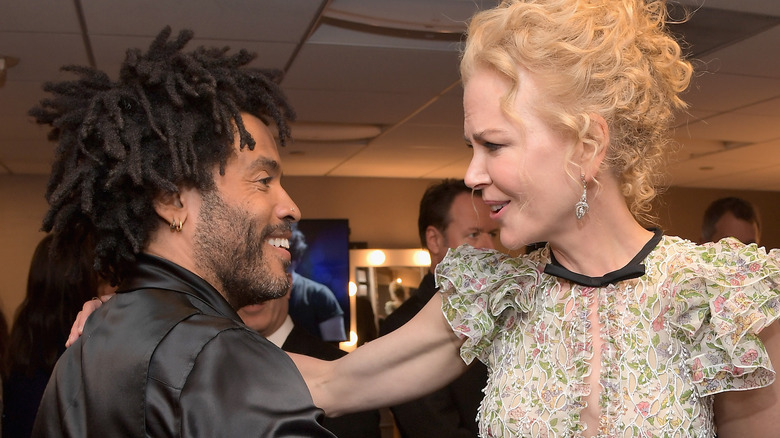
[296,1,780,436]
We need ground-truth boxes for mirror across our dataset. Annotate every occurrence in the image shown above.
[341,249,430,351]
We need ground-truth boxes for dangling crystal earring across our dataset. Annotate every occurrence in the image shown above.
[575,174,589,220]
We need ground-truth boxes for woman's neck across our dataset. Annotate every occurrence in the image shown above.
[548,196,653,278]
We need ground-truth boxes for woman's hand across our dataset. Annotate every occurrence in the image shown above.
[65,294,114,347]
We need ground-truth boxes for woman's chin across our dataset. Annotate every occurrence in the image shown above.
[500,233,529,251]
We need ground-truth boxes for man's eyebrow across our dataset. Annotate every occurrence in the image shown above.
[248,157,280,173]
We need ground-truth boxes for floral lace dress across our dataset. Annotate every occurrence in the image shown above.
[437,232,780,437]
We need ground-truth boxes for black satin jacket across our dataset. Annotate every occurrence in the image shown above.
[32,254,334,437]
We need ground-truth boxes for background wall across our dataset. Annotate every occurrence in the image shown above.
[2,173,779,324]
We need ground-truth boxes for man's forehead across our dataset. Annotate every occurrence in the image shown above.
[219,144,280,177]
[714,212,759,244]
[451,192,490,212]
[229,115,283,169]
[447,194,490,227]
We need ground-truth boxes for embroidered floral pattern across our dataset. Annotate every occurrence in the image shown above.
[437,236,780,437]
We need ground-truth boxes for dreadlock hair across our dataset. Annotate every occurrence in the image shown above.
[30,26,296,285]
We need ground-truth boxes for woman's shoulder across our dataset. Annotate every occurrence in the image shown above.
[655,235,779,282]
[436,245,548,364]
[436,244,546,290]
[655,236,780,397]
[435,244,549,322]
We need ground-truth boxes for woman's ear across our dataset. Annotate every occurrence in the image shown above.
[581,113,610,178]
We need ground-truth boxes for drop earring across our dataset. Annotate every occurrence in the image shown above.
[575,174,589,220]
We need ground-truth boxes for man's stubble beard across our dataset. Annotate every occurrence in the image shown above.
[193,189,290,310]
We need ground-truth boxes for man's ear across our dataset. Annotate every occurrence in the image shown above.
[425,225,445,258]
[153,189,189,231]
[580,113,610,178]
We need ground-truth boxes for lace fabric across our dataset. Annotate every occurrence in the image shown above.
[437,236,780,437]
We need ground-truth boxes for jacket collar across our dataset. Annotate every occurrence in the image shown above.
[118,253,242,323]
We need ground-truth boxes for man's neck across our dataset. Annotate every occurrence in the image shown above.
[145,232,224,298]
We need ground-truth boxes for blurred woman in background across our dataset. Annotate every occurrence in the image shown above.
[3,232,112,437]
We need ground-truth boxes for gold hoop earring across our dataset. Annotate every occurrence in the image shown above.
[170,218,184,232]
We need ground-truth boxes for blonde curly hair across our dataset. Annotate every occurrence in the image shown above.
[461,0,692,223]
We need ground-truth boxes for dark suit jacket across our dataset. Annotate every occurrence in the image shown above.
[379,272,487,438]
[282,325,382,438]
[33,254,333,438]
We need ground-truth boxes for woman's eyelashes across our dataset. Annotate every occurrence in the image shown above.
[466,136,507,152]
[465,139,503,151]
[483,141,504,151]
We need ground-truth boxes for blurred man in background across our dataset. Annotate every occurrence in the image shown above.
[701,197,761,245]
[379,179,498,438]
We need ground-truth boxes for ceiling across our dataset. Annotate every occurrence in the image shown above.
[1,0,780,190]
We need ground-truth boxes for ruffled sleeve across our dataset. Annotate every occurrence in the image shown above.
[435,245,544,365]
[665,237,780,396]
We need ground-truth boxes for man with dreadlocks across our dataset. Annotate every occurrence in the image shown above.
[30,27,334,437]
